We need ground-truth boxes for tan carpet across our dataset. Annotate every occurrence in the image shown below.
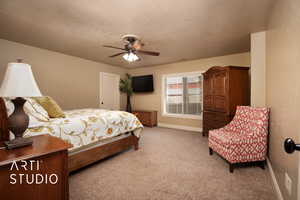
[69,127,277,200]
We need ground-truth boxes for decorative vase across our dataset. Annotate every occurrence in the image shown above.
[126,95,132,113]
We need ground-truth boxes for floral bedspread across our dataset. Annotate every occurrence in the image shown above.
[24,109,143,150]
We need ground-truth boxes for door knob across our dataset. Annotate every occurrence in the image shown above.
[101,102,104,105]
[284,138,300,154]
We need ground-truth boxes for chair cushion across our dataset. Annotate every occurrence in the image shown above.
[209,128,267,163]
[209,129,239,162]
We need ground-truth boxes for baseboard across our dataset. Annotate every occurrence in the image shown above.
[267,158,284,200]
[157,123,202,133]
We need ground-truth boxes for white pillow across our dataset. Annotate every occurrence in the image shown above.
[3,98,49,128]
[25,98,50,122]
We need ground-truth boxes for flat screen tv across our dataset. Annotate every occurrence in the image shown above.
[132,75,154,93]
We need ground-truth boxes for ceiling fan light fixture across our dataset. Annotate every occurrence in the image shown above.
[123,52,139,62]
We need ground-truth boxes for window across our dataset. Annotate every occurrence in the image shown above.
[162,72,203,119]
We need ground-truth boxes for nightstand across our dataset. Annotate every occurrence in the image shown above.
[0,134,72,200]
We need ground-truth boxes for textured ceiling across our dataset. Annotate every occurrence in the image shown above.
[0,0,274,68]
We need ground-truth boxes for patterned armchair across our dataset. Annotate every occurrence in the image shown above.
[208,106,270,173]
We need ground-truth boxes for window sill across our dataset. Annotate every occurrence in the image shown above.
[162,113,202,120]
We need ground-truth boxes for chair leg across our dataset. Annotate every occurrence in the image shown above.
[259,161,265,170]
[209,148,213,155]
[229,163,234,173]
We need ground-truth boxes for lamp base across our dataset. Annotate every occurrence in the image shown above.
[4,137,33,150]
[6,97,31,150]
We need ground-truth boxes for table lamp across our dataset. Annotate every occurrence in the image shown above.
[0,60,42,149]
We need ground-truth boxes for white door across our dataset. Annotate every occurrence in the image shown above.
[99,72,120,110]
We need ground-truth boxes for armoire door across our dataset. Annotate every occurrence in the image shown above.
[203,74,214,111]
[213,71,228,113]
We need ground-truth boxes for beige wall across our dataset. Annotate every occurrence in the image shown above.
[251,31,266,107]
[129,52,250,129]
[266,0,300,199]
[0,39,127,110]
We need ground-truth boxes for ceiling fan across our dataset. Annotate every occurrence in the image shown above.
[103,34,160,62]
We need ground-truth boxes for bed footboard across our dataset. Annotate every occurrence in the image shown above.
[68,134,139,172]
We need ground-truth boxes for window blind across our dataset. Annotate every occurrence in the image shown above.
[165,74,202,116]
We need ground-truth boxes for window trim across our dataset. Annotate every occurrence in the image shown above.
[161,71,204,120]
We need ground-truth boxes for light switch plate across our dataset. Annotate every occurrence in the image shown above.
[285,172,292,195]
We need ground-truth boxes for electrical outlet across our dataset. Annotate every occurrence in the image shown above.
[285,172,292,195]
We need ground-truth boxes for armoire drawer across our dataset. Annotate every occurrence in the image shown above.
[203,111,232,136]
[203,119,228,130]
[203,111,230,122]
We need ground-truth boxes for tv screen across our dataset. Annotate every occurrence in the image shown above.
[132,75,154,93]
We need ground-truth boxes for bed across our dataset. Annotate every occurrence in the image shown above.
[0,98,143,172]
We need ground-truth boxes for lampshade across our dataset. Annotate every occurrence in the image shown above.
[0,62,42,97]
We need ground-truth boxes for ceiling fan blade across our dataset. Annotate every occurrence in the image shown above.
[103,45,126,50]
[137,50,160,56]
[109,52,126,57]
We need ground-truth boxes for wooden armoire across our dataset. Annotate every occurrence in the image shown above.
[202,66,250,136]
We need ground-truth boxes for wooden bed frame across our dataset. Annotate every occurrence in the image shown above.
[0,98,139,172]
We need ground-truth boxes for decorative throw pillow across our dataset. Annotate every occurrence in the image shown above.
[32,96,66,118]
